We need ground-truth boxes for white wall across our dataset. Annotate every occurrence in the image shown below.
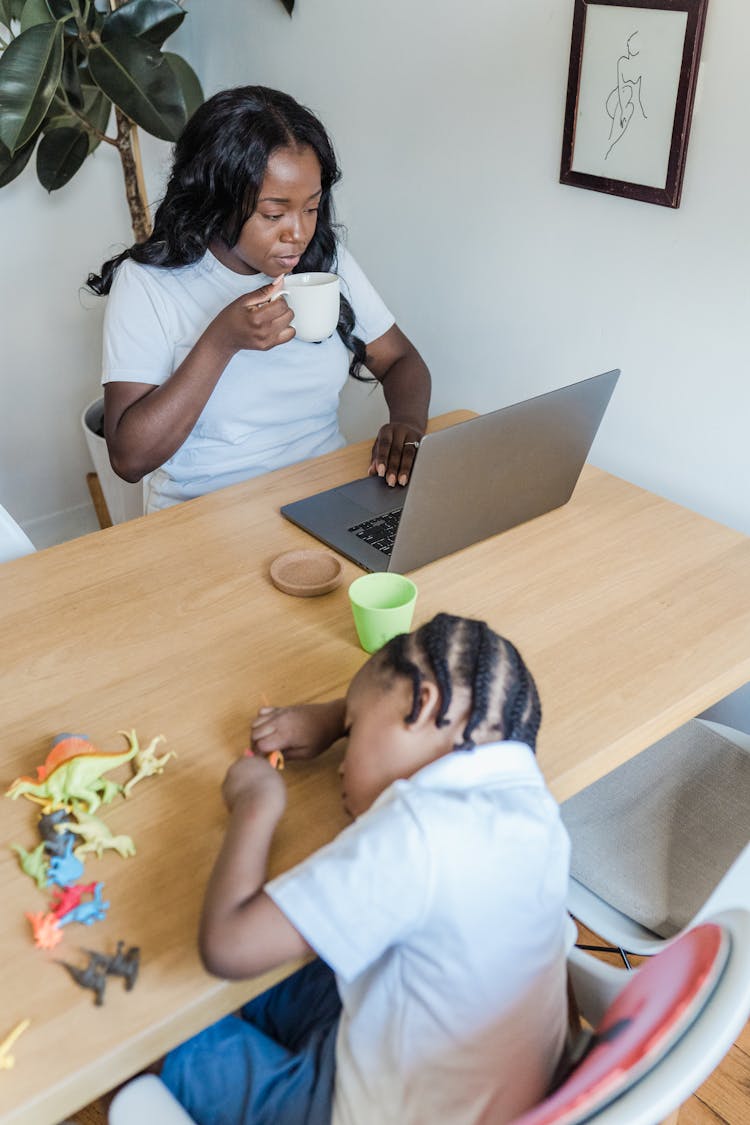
[2,0,749,544]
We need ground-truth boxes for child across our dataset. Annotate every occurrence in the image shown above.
[161,613,571,1124]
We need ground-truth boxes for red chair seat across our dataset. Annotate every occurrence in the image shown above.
[511,922,729,1125]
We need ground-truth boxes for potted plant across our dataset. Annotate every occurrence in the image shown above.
[0,0,204,523]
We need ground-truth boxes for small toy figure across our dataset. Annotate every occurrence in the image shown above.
[121,730,175,797]
[0,1018,31,1071]
[56,882,109,927]
[6,735,138,812]
[38,808,76,858]
[84,941,140,991]
[244,747,285,771]
[57,955,108,1006]
[50,881,97,921]
[11,842,48,890]
[62,808,135,859]
[58,941,140,1004]
[46,838,85,887]
[26,911,63,951]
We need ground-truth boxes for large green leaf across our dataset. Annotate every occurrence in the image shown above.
[88,34,186,140]
[163,51,202,120]
[102,0,184,47]
[0,0,12,30]
[0,134,36,185]
[19,0,53,31]
[36,121,87,188]
[0,23,64,153]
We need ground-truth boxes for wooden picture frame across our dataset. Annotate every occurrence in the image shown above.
[560,0,709,207]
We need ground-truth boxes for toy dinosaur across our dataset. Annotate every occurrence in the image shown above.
[11,842,48,890]
[46,838,85,887]
[56,882,109,927]
[38,808,76,857]
[83,941,140,990]
[6,738,138,813]
[121,730,175,797]
[50,882,97,921]
[58,941,139,1004]
[0,1018,31,1071]
[61,808,135,860]
[26,911,63,951]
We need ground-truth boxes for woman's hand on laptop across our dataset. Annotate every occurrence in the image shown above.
[251,699,347,761]
[369,421,424,487]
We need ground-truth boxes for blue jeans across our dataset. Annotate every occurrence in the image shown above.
[161,959,341,1125]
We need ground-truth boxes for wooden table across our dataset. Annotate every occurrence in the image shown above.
[2,411,750,1124]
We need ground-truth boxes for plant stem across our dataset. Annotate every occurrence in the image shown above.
[106,0,151,244]
[115,108,152,243]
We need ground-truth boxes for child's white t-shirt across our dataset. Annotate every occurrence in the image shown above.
[101,245,394,507]
[266,741,571,1125]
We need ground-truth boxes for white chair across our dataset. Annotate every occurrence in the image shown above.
[0,502,35,563]
[510,909,750,1125]
[110,911,750,1125]
[109,1073,197,1125]
[561,717,750,956]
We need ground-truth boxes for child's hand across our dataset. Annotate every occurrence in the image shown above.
[251,700,346,762]
[221,756,286,819]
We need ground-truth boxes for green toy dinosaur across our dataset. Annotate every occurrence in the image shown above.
[5,743,138,813]
[11,842,48,889]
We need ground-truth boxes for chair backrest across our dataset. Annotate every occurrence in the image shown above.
[510,920,732,1125]
[0,503,35,563]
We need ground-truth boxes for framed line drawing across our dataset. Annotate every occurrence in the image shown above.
[560,0,709,207]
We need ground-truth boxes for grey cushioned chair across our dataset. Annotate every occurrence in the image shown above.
[561,716,750,956]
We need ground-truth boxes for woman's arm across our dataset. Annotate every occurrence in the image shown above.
[105,277,293,482]
[365,324,431,486]
[199,758,311,979]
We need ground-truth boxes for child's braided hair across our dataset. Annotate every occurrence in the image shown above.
[377,613,541,752]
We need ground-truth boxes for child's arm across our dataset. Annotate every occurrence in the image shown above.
[251,698,346,761]
[199,757,311,980]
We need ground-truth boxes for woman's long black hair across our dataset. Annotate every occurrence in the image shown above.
[86,85,368,378]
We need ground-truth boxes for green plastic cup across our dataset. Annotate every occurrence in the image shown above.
[348,573,418,654]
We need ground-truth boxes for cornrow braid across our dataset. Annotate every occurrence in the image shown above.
[377,613,542,753]
[459,620,498,750]
[419,614,455,727]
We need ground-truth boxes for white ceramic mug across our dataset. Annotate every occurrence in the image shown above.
[280,272,340,343]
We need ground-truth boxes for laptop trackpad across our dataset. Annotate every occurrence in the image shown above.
[340,475,409,515]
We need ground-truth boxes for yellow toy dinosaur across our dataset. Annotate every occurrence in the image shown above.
[61,808,136,859]
[121,730,175,797]
[0,1019,31,1071]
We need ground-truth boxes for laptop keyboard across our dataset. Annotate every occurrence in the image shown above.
[348,508,404,556]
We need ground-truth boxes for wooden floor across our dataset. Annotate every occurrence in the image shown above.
[66,922,750,1125]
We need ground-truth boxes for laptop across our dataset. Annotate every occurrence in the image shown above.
[281,368,620,573]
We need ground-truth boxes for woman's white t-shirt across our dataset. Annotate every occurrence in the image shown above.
[101,245,394,509]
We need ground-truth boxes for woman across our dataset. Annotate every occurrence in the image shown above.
[87,86,430,513]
